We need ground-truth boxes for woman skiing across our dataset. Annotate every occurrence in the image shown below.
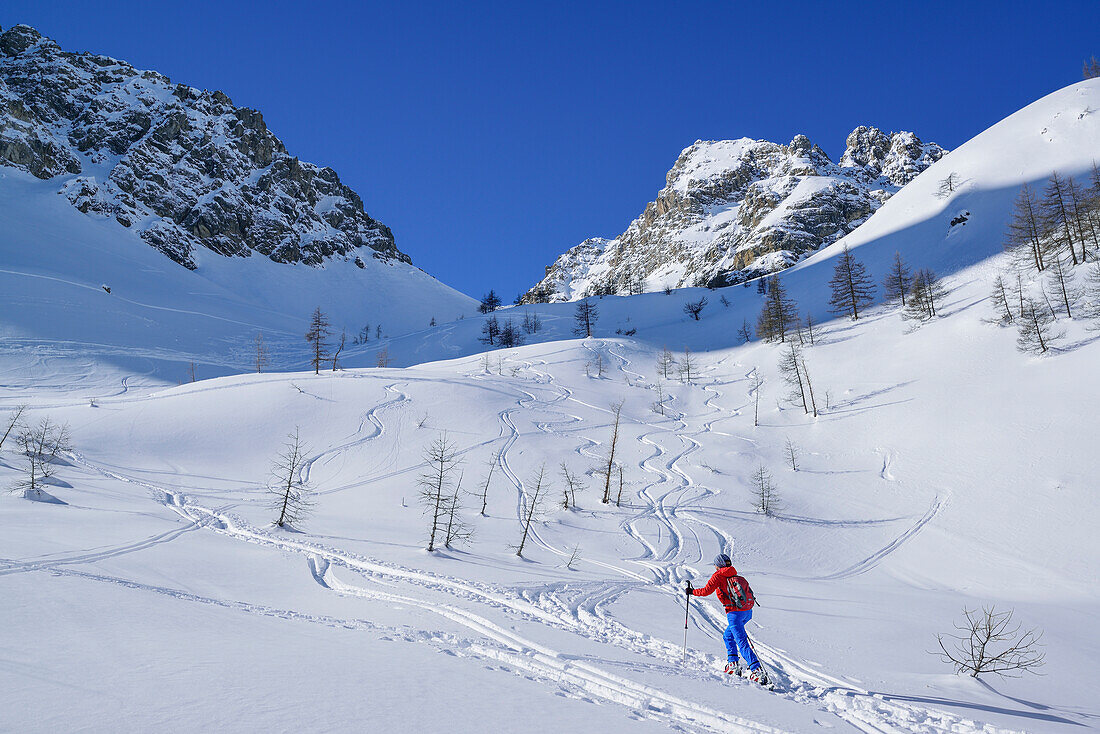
[686,553,769,684]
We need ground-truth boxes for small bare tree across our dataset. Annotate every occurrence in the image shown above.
[750,370,763,427]
[254,332,270,373]
[678,347,698,384]
[656,347,676,379]
[1016,296,1063,354]
[270,428,312,528]
[521,310,543,334]
[376,347,391,368]
[418,433,462,552]
[652,379,666,416]
[784,437,799,471]
[935,172,962,199]
[683,296,708,320]
[736,319,752,344]
[331,330,347,371]
[1,405,27,450]
[750,464,779,515]
[560,462,582,509]
[779,343,809,414]
[13,417,72,494]
[935,606,1045,678]
[305,307,332,375]
[443,471,473,548]
[989,274,1015,324]
[565,544,582,570]
[514,464,549,557]
[479,450,500,515]
[599,401,624,503]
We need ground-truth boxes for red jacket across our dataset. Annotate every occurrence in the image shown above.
[691,566,754,612]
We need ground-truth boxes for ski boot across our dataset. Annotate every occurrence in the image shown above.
[723,661,743,676]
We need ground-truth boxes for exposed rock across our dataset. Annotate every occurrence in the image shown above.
[524,129,946,301]
[0,24,404,269]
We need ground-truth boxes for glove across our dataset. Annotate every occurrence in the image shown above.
[685,582,693,596]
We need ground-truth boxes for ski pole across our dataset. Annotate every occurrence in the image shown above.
[683,582,692,663]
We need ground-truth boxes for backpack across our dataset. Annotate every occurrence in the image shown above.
[724,574,755,610]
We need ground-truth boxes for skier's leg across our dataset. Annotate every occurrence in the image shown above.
[729,610,760,669]
[722,613,740,663]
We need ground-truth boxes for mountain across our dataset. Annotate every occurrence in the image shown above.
[0,24,476,382]
[525,127,945,302]
[0,24,403,270]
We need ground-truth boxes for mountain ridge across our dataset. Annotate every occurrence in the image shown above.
[0,23,404,271]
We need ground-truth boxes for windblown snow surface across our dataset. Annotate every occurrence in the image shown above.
[2,82,1100,733]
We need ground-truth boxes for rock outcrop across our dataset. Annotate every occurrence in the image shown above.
[0,24,403,270]
[525,128,946,301]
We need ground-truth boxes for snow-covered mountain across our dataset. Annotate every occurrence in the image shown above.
[0,24,476,382]
[3,22,1100,732]
[525,127,945,302]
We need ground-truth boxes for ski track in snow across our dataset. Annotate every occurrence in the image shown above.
[54,352,1013,734]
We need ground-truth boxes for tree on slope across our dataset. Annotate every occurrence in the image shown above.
[1045,255,1080,319]
[514,464,548,557]
[1003,184,1048,273]
[756,276,799,342]
[936,606,1044,678]
[598,401,623,504]
[270,428,312,528]
[1016,296,1063,354]
[253,332,270,373]
[479,315,501,346]
[989,274,1015,325]
[1042,172,1080,266]
[0,404,27,451]
[683,297,708,321]
[678,347,698,384]
[573,299,598,337]
[14,417,71,495]
[418,433,462,552]
[751,464,780,515]
[828,245,876,320]
[478,290,502,313]
[305,307,332,375]
[656,346,676,379]
[903,269,947,322]
[882,251,913,306]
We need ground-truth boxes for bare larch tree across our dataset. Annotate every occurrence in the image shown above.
[751,464,779,515]
[756,276,799,342]
[656,347,676,379]
[750,370,763,427]
[935,606,1044,678]
[418,433,462,551]
[683,297,708,321]
[254,332,270,373]
[678,347,698,384]
[828,245,876,320]
[305,307,332,375]
[514,464,548,557]
[14,417,72,494]
[599,401,623,504]
[573,299,598,337]
[1003,184,1048,273]
[1016,296,1063,354]
[479,450,499,515]
[270,428,313,528]
[883,251,913,306]
[1,404,27,450]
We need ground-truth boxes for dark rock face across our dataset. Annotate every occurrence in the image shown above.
[0,24,404,270]
[525,129,946,301]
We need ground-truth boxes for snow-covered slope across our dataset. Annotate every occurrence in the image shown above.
[3,73,1100,734]
[525,127,945,302]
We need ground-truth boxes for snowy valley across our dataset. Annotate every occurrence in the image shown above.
[2,21,1100,734]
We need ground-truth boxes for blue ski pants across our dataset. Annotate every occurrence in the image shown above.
[723,609,760,669]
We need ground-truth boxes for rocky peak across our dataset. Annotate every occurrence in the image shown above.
[0,24,405,270]
[524,126,947,302]
[840,125,946,187]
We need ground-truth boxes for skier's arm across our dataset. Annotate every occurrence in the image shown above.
[691,571,720,597]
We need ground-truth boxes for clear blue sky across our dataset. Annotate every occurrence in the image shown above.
[5,1,1100,299]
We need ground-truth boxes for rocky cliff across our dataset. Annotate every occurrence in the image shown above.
[525,127,945,301]
[0,24,403,270]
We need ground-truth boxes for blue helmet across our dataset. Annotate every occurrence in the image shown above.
[713,553,732,567]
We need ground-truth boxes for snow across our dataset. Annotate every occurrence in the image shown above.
[3,80,1100,733]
